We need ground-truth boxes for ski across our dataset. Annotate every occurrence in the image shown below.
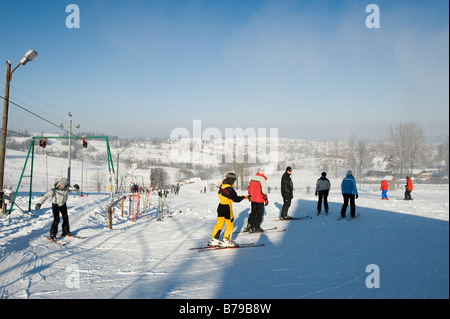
[337,213,360,221]
[236,227,286,235]
[189,242,264,251]
[46,236,66,247]
[275,216,312,221]
[198,243,265,252]
[59,234,86,239]
[347,213,360,221]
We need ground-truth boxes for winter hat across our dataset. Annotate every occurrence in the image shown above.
[58,178,69,187]
[346,170,353,176]
[225,172,237,183]
[286,166,292,172]
[321,172,327,177]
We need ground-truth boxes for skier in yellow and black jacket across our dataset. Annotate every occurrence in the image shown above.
[209,172,250,247]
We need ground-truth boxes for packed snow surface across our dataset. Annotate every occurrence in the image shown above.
[1,174,448,299]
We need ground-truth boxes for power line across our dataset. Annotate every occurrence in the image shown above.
[1,95,69,134]
[1,96,104,154]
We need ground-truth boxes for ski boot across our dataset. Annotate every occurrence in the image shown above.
[220,239,237,247]
[207,238,222,247]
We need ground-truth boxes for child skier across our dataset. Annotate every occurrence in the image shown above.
[209,173,250,247]
[35,178,79,241]
[381,179,389,200]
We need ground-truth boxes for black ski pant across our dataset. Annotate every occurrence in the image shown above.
[281,196,291,218]
[317,190,329,213]
[248,202,264,230]
[51,203,70,236]
[340,194,356,217]
[404,190,412,200]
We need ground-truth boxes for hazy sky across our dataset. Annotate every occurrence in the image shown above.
[1,0,448,142]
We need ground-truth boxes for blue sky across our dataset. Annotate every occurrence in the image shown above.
[1,0,448,141]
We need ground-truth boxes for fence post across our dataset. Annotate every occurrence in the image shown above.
[108,206,113,229]
[108,196,126,230]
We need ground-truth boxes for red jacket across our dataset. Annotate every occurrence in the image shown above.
[406,178,413,191]
[248,172,268,203]
[381,180,389,191]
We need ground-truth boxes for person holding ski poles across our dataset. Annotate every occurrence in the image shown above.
[35,178,79,241]
[209,173,250,247]
[404,176,413,200]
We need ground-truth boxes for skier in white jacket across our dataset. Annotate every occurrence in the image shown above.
[35,178,79,240]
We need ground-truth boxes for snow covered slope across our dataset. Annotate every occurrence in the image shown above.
[1,176,448,299]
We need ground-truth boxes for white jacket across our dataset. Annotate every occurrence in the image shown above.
[38,181,78,207]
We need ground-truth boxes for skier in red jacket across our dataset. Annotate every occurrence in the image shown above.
[246,168,268,232]
[381,179,389,200]
[404,176,413,200]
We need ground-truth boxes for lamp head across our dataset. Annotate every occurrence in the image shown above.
[20,50,38,65]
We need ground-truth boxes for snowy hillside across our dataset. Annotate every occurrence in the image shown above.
[0,145,448,300]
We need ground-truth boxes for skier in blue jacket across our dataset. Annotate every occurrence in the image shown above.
[340,170,358,218]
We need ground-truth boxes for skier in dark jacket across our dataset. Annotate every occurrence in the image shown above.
[280,167,294,219]
[315,172,331,215]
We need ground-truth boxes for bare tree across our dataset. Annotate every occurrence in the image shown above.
[347,135,357,173]
[93,171,105,193]
[150,168,169,189]
[388,122,425,175]
[356,139,372,177]
[435,136,449,173]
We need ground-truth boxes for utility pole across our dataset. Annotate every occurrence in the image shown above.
[0,50,37,213]
[80,154,84,196]
[0,61,11,213]
[116,149,125,192]
[67,112,72,184]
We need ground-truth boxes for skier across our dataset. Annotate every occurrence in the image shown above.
[209,173,250,247]
[339,170,358,219]
[280,167,294,219]
[315,172,331,215]
[381,179,389,200]
[404,176,413,200]
[35,178,79,241]
[246,168,268,232]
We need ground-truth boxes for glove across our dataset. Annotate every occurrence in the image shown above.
[315,191,317,196]
[73,184,80,190]
[356,195,359,199]
[35,203,41,211]
[264,198,269,206]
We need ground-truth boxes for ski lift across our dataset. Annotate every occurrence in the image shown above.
[39,137,47,148]
[82,136,88,148]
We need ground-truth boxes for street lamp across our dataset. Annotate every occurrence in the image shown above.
[0,50,38,213]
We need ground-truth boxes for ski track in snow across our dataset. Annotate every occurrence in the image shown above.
[1,180,449,299]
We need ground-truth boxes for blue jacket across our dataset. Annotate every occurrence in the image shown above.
[341,175,358,195]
